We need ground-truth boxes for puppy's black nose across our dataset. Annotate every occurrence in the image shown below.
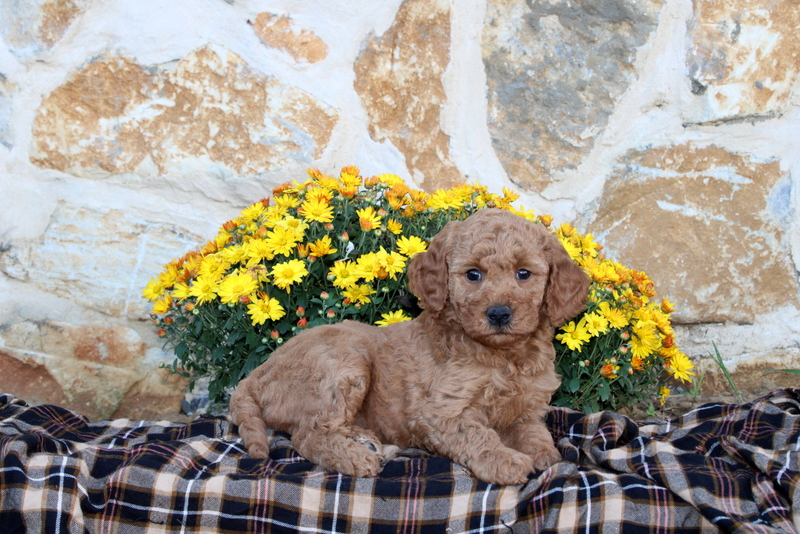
[486,305,512,327]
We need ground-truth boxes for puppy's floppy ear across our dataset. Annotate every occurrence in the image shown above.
[543,233,590,327]
[407,220,459,316]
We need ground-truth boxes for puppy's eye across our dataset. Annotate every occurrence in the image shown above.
[516,269,532,281]
[465,269,482,282]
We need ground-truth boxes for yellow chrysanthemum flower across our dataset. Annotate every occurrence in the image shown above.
[198,256,230,282]
[244,237,275,266]
[329,261,358,289]
[507,205,536,222]
[309,235,338,257]
[264,206,288,225]
[583,312,609,337]
[142,276,167,302]
[387,219,403,235]
[172,282,192,301]
[396,235,427,257]
[339,169,362,188]
[373,173,405,187]
[357,207,382,231]
[375,310,412,326]
[587,260,621,284]
[427,189,463,210]
[275,215,309,235]
[215,231,232,249]
[264,225,301,257]
[376,247,407,279]
[217,272,258,305]
[344,284,376,305]
[151,295,173,315]
[353,252,382,281]
[313,174,340,191]
[598,301,629,329]
[556,318,592,351]
[240,202,266,222]
[247,294,286,325]
[559,238,581,261]
[579,233,601,258]
[666,352,695,383]
[299,197,334,223]
[189,275,219,304]
[501,186,520,204]
[271,259,308,292]
[630,320,662,359]
[273,194,301,209]
[158,263,180,289]
[218,244,248,265]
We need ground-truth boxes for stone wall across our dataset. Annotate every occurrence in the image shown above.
[0,0,798,418]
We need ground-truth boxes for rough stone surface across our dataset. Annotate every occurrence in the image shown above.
[354,0,462,190]
[0,0,90,58]
[30,45,339,178]
[588,143,799,324]
[112,368,188,420]
[250,12,328,64]
[0,75,11,149]
[483,0,664,189]
[0,203,203,317]
[685,0,800,125]
[0,320,183,420]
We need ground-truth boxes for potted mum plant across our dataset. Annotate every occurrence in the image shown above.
[144,166,693,413]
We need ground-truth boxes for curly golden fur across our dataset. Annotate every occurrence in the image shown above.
[230,209,589,485]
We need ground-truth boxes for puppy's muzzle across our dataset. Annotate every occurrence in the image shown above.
[486,305,512,328]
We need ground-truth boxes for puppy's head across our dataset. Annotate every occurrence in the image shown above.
[408,209,589,347]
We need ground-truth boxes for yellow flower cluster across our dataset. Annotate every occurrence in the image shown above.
[553,223,694,392]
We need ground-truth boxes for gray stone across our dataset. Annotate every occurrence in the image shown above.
[483,0,664,189]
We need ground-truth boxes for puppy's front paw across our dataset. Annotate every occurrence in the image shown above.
[330,447,382,478]
[469,448,534,486]
[530,442,561,471]
[246,442,270,459]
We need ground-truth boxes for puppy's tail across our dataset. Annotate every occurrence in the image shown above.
[230,386,271,459]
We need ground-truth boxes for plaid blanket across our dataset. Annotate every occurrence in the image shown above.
[1,390,799,534]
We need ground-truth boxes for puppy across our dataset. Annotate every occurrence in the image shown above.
[230,208,589,485]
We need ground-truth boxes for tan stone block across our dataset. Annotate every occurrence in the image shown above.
[0,203,203,318]
[112,368,188,420]
[0,320,146,370]
[354,0,462,190]
[0,319,183,420]
[31,45,339,178]
[0,0,90,57]
[0,349,71,408]
[0,345,134,421]
[482,0,664,189]
[685,0,800,124]
[588,143,799,323]
[250,13,328,64]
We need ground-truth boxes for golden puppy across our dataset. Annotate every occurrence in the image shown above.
[230,209,589,485]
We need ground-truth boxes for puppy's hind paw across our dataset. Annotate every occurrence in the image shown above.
[530,443,561,471]
[245,441,270,459]
[354,434,399,465]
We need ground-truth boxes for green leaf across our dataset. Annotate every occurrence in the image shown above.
[566,376,581,393]
[597,381,611,402]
